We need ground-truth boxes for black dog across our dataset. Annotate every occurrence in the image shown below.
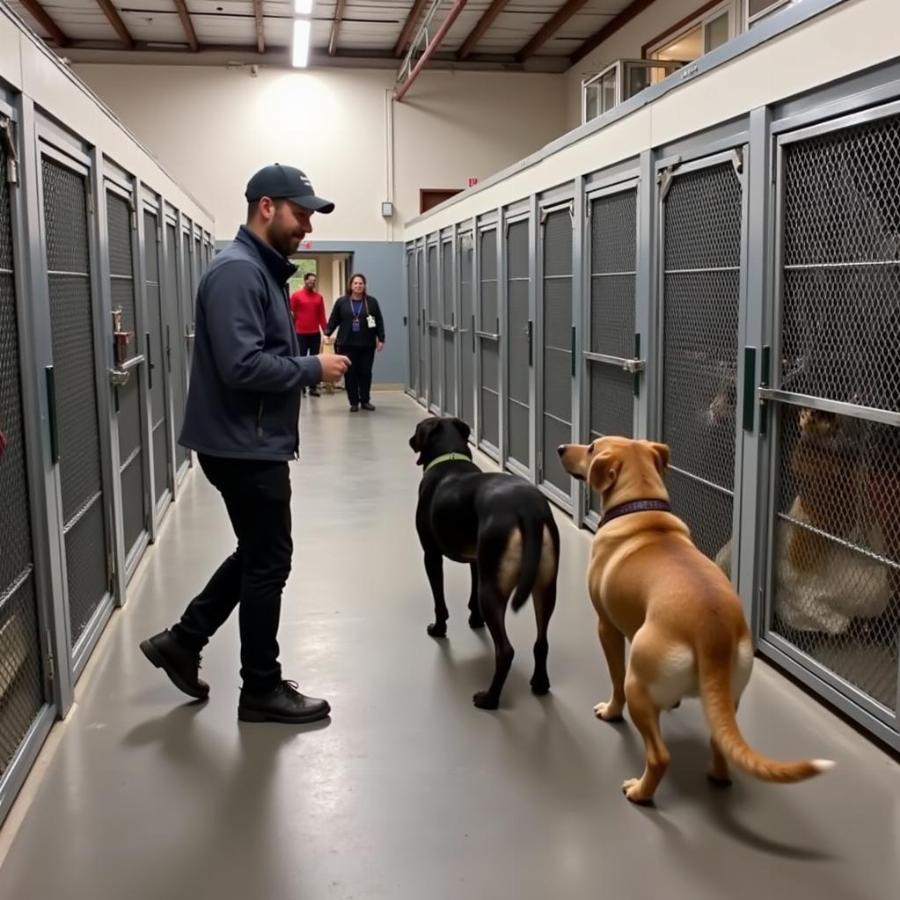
[409,416,561,709]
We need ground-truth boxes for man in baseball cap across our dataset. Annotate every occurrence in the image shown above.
[141,165,349,726]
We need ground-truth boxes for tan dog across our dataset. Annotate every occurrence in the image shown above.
[558,437,833,804]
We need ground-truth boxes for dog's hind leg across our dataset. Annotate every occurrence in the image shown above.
[530,578,555,696]
[530,532,558,696]
[467,562,484,629]
[423,545,449,638]
[622,673,670,804]
[473,582,514,710]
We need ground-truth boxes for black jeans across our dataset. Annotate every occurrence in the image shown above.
[172,454,292,692]
[297,333,321,357]
[340,345,376,406]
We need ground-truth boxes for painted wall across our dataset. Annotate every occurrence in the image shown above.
[74,64,568,241]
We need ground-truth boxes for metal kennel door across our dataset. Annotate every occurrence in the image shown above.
[143,209,170,510]
[40,150,112,650]
[506,217,531,470]
[426,242,441,412]
[658,152,744,561]
[458,232,475,431]
[539,204,574,500]
[165,220,189,477]
[406,248,419,396]
[760,103,900,747]
[585,184,641,518]
[476,227,500,455]
[107,187,149,568]
[416,246,427,403]
[441,239,456,415]
[0,124,47,779]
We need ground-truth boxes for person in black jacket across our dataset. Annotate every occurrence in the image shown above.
[139,164,350,726]
[324,273,385,411]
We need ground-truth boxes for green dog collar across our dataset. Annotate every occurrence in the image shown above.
[424,452,471,473]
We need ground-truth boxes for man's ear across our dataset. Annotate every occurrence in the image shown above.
[588,451,620,494]
[644,441,670,474]
[451,417,471,442]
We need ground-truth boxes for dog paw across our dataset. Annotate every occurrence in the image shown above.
[427,621,447,639]
[530,676,550,696]
[473,691,499,710]
[622,779,654,805]
[594,702,624,722]
[705,768,732,788]
[467,613,485,630]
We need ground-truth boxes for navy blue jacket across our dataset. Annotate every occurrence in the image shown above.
[179,226,322,461]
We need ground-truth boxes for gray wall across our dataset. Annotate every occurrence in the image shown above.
[216,238,405,386]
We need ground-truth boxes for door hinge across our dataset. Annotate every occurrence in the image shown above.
[1,117,18,185]
[732,146,744,177]
[45,627,55,683]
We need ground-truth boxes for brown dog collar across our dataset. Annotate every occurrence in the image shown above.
[600,499,672,528]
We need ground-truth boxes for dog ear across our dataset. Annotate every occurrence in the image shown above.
[588,451,619,494]
[451,417,471,442]
[645,441,670,474]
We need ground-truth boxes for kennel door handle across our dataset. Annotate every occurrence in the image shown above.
[527,320,533,366]
[571,326,577,377]
[45,365,59,465]
[758,345,770,437]
[146,332,154,391]
[742,346,757,433]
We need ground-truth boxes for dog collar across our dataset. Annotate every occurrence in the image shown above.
[424,452,472,473]
[600,499,672,528]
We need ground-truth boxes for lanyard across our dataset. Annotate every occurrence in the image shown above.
[350,296,368,319]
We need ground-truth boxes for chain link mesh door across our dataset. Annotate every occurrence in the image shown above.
[417,248,426,401]
[42,156,110,645]
[506,219,530,469]
[660,161,741,560]
[144,211,169,507]
[107,191,147,558]
[406,249,419,395]
[587,189,638,515]
[0,135,46,776]
[458,233,475,430]
[427,243,440,410]
[478,228,500,451]
[765,111,900,729]
[165,223,188,472]
[441,239,455,415]
[541,207,574,495]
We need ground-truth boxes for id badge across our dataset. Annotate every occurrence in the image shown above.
[366,315,376,329]
[352,318,361,332]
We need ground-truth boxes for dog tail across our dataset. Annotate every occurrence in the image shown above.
[699,651,834,784]
[512,516,559,612]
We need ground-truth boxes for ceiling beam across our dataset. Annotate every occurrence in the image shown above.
[253,0,265,53]
[95,0,135,49]
[570,0,655,65]
[515,0,589,63]
[457,0,508,61]
[172,0,199,52]
[393,0,429,58]
[395,0,467,101]
[17,0,70,46]
[329,0,347,56]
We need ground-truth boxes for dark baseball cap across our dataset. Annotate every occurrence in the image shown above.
[245,164,335,214]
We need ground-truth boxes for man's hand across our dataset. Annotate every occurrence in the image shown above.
[319,353,350,383]
[376,340,384,352]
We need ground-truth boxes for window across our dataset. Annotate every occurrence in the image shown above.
[647,1,738,62]
[746,0,794,25]
[582,59,685,124]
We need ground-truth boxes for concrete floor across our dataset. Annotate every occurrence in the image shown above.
[0,392,897,900]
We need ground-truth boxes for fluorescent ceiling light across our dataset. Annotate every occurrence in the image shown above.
[292,18,311,68]
[294,0,313,14]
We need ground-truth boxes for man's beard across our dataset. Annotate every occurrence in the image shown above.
[267,223,303,258]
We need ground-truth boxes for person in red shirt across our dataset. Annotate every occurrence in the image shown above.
[289,272,328,396]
